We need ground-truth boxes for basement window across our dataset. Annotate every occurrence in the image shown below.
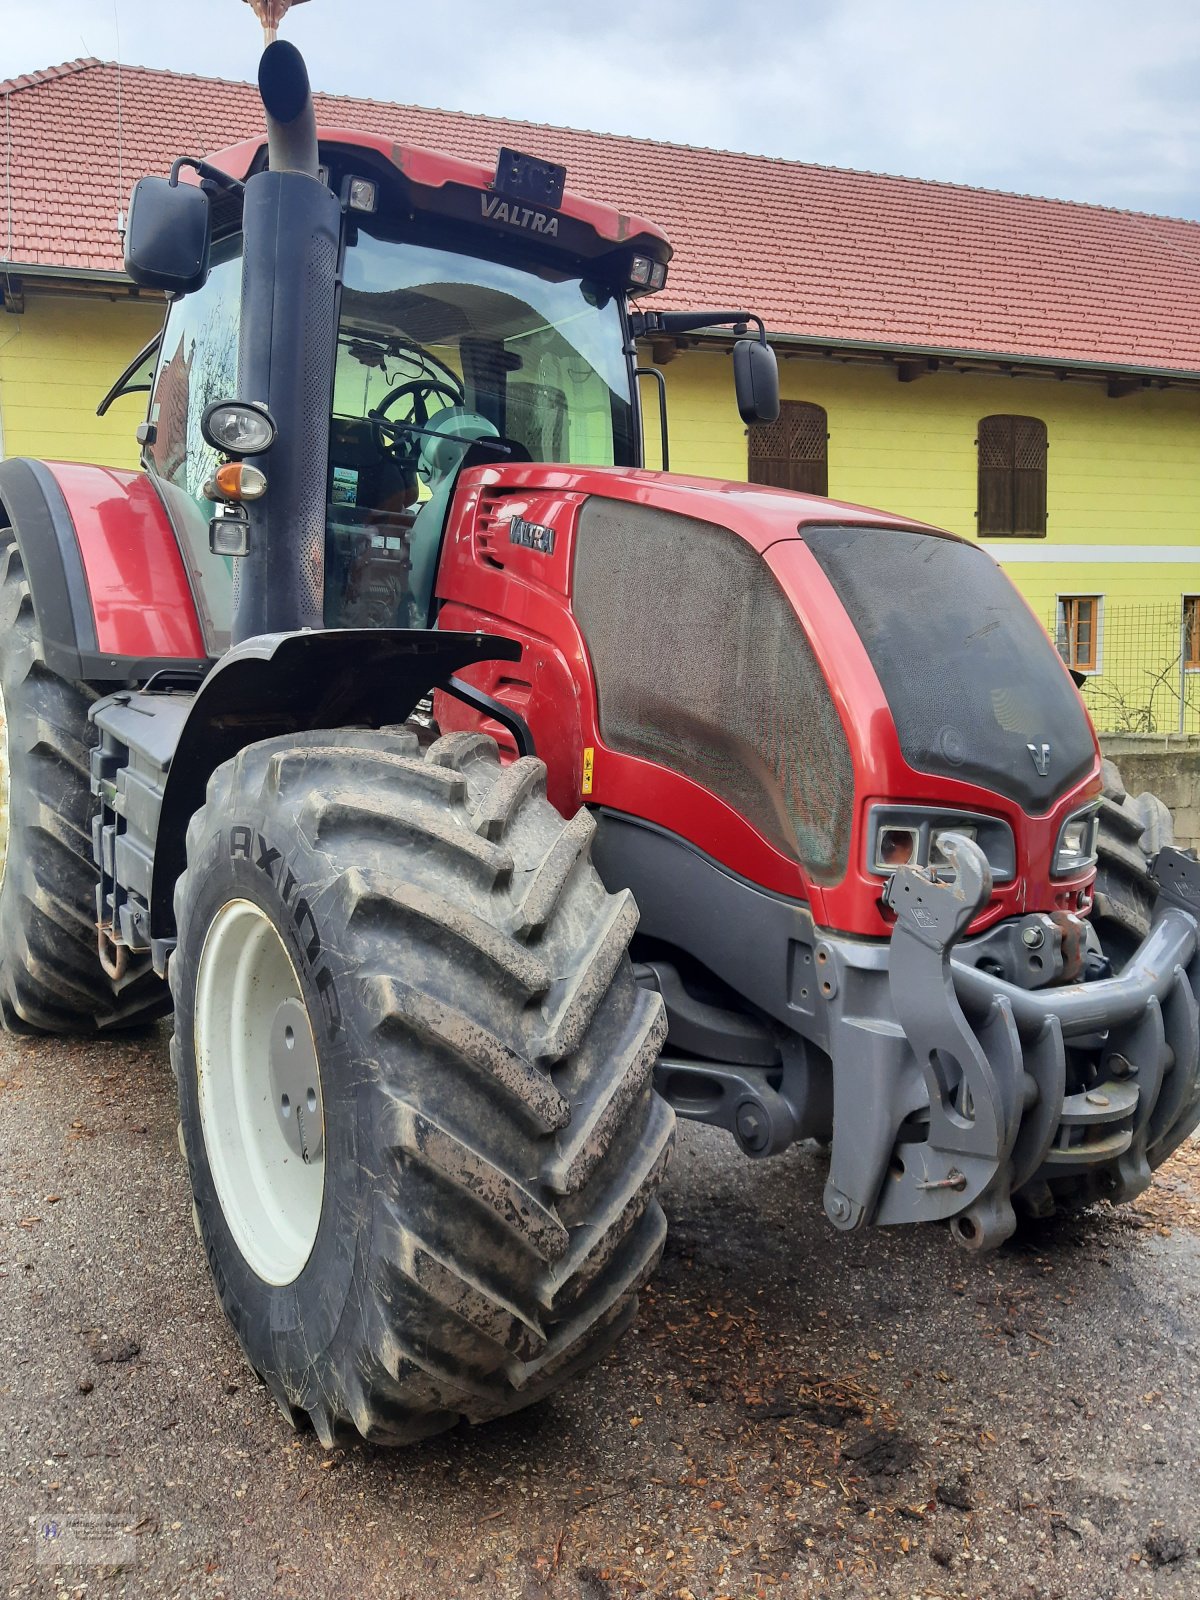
[977,414,1048,537]
[748,400,828,495]
[1056,595,1102,674]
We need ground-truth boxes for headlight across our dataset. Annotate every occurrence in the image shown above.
[868,807,1014,883]
[201,399,277,457]
[875,825,919,871]
[1052,808,1099,877]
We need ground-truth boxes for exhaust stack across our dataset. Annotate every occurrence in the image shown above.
[258,40,319,177]
[231,40,339,645]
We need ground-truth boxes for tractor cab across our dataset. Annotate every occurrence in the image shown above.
[125,129,670,655]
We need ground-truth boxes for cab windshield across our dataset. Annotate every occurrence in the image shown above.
[141,224,635,648]
[326,228,634,628]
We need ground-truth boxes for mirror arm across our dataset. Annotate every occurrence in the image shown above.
[168,156,246,196]
[630,309,770,346]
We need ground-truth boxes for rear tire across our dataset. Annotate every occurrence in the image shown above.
[171,727,673,1446]
[0,528,168,1033]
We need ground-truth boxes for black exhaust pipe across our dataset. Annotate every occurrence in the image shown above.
[258,40,319,178]
[231,42,339,644]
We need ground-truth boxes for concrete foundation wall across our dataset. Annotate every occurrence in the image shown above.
[1099,734,1200,849]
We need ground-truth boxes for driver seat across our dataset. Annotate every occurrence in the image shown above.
[406,408,499,624]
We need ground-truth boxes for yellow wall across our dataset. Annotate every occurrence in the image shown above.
[5,298,1199,732]
[648,350,1200,596]
[0,293,162,468]
[643,348,1200,733]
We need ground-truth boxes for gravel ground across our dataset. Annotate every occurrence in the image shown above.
[2,1022,1200,1600]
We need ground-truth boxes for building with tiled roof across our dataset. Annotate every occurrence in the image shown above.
[3,56,1200,379]
[2,55,1199,732]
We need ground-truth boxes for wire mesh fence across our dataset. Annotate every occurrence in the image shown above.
[1044,601,1200,735]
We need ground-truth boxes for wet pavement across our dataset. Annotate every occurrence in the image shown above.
[2,1022,1200,1599]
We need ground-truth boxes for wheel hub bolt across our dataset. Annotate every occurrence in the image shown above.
[269,998,324,1163]
[735,1103,769,1153]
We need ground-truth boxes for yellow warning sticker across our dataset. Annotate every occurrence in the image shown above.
[582,746,595,796]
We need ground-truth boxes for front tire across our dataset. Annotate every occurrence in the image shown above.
[171,727,673,1446]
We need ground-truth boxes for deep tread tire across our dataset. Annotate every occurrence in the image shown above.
[1040,759,1188,1214]
[170,727,673,1446]
[1092,757,1175,960]
[0,528,168,1033]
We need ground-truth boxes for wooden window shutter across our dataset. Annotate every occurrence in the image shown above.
[748,401,828,495]
[977,414,1047,536]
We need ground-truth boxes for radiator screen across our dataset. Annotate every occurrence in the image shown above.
[573,499,854,880]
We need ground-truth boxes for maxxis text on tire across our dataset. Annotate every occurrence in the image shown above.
[171,726,673,1446]
[0,527,168,1033]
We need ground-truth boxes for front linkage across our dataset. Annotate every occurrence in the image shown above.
[820,836,1200,1249]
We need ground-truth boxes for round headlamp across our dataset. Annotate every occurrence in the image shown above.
[201,399,277,457]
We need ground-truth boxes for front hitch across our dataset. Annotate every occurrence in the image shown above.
[820,839,1200,1250]
[880,833,1026,1247]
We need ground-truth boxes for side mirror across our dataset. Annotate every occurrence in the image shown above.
[124,177,212,294]
[733,337,780,426]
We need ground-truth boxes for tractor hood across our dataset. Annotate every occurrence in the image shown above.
[437,462,1101,929]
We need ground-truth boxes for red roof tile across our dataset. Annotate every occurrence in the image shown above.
[3,57,1199,374]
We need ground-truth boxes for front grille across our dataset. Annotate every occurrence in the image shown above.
[803,524,1095,812]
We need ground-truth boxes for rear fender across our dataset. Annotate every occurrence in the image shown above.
[89,626,522,965]
[0,458,209,684]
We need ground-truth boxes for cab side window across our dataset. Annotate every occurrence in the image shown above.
[145,240,243,652]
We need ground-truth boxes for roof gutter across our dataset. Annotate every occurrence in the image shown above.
[0,262,131,284]
[0,261,163,313]
[670,327,1200,388]
[1,260,1196,387]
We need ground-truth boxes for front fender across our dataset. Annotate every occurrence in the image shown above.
[0,458,208,684]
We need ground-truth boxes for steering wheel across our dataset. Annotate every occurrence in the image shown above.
[369,378,465,464]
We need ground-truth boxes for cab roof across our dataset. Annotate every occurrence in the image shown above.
[207,127,673,268]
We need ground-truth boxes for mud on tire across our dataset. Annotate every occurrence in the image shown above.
[0,528,168,1033]
[1040,759,1194,1214]
[1091,757,1175,961]
[170,727,673,1446]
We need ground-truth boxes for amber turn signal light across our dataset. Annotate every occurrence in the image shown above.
[205,462,268,502]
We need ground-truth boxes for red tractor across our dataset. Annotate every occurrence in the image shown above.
[1,40,1196,1447]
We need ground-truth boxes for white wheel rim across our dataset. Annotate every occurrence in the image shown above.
[194,899,325,1285]
[0,682,10,897]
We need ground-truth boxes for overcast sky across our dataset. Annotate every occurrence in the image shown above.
[5,0,1200,220]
